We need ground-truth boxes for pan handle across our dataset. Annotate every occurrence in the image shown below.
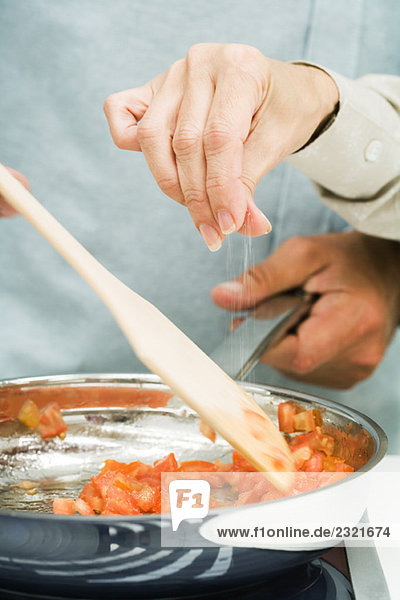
[210,292,316,381]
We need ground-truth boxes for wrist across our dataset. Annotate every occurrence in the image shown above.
[306,64,339,123]
[293,63,340,151]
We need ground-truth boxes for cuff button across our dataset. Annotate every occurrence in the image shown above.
[364,140,383,162]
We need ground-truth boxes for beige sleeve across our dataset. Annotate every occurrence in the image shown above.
[285,69,400,241]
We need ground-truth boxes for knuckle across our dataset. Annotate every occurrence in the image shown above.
[136,119,159,144]
[172,127,202,156]
[356,343,386,371]
[354,302,385,338]
[220,45,265,86]
[241,173,257,195]
[103,93,119,115]
[291,353,317,375]
[203,124,237,152]
[221,43,261,66]
[349,365,375,386]
[206,174,230,195]
[187,43,207,63]
[184,188,207,210]
[364,303,385,332]
[157,175,180,197]
[167,58,186,77]
[114,136,127,150]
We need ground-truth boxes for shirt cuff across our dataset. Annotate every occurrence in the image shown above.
[284,63,400,200]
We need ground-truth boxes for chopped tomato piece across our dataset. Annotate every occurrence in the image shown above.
[291,446,312,470]
[75,498,95,516]
[292,472,321,494]
[101,460,126,473]
[18,399,40,429]
[37,402,67,439]
[153,453,178,473]
[290,429,335,456]
[79,482,104,513]
[232,451,256,472]
[53,498,75,515]
[312,409,323,427]
[101,486,140,515]
[213,459,233,472]
[133,483,158,512]
[317,431,335,456]
[52,402,362,517]
[179,460,218,472]
[277,402,296,433]
[293,410,315,432]
[322,456,354,473]
[304,451,324,472]
[336,463,354,473]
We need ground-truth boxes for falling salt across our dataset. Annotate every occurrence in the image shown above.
[226,224,256,384]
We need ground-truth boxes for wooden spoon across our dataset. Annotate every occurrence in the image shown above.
[0,164,294,490]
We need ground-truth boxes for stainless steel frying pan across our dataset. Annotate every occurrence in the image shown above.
[0,295,387,599]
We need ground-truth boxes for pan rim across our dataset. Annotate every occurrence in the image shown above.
[0,372,388,523]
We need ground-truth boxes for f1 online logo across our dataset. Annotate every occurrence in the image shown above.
[169,480,210,531]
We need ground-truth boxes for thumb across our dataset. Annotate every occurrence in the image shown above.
[238,188,272,237]
[103,73,165,151]
[211,236,324,310]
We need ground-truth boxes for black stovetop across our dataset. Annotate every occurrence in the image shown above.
[0,549,354,600]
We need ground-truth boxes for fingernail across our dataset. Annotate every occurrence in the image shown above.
[217,210,236,235]
[216,281,244,294]
[199,224,222,252]
[261,213,272,234]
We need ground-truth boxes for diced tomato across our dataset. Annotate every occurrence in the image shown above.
[101,460,126,473]
[79,482,104,513]
[293,410,315,432]
[18,399,40,429]
[53,498,75,515]
[317,431,335,456]
[290,431,317,449]
[292,472,321,494]
[133,483,158,512]
[101,486,141,515]
[304,451,324,472]
[153,453,179,473]
[277,402,296,433]
[291,446,312,470]
[214,459,233,472]
[75,498,94,516]
[335,463,354,473]
[112,472,133,492]
[312,409,323,427]
[179,460,218,472]
[290,429,335,456]
[232,451,256,472]
[37,402,67,439]
[55,399,361,517]
[322,456,354,473]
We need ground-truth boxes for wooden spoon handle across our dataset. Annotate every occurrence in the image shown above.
[0,164,112,294]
